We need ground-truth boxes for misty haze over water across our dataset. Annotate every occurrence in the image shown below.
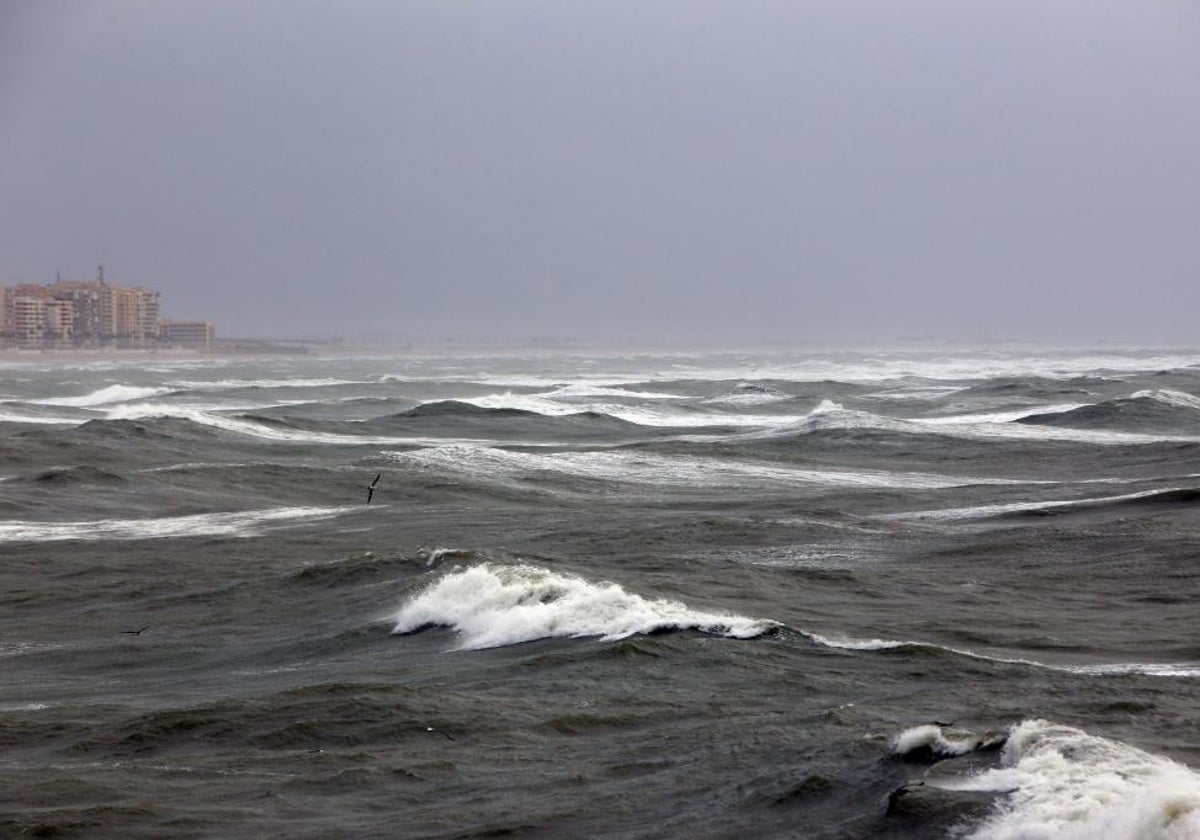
[2,1,1199,346]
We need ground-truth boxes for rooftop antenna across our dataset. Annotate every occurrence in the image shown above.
[99,264,105,285]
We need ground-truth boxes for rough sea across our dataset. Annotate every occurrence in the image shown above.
[2,347,1199,839]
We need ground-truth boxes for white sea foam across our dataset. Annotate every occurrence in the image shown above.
[385,443,1026,491]
[392,562,776,650]
[888,486,1189,521]
[1132,389,1200,411]
[0,506,354,542]
[454,392,789,428]
[950,719,1200,840]
[915,403,1091,425]
[753,404,1197,446]
[104,403,450,446]
[725,544,878,569]
[168,378,363,390]
[1065,662,1200,678]
[0,641,69,658]
[893,724,989,759]
[453,392,592,417]
[536,349,1200,385]
[544,383,683,400]
[0,407,81,425]
[860,385,965,401]
[802,632,1200,679]
[701,383,793,406]
[32,384,173,407]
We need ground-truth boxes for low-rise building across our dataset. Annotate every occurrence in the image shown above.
[160,320,214,350]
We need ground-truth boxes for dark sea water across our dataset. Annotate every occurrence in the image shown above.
[2,347,1199,839]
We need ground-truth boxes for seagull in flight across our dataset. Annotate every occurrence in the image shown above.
[366,473,381,504]
[121,625,150,636]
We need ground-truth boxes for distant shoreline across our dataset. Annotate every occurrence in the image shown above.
[1,340,1197,365]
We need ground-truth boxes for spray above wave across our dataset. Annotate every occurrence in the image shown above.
[892,723,1007,763]
[948,719,1200,840]
[391,562,777,650]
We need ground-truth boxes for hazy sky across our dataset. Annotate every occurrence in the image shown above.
[2,1,1198,344]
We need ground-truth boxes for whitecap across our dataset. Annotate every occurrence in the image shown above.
[952,719,1200,840]
[545,383,683,400]
[453,392,790,428]
[1132,389,1200,411]
[893,723,995,760]
[168,377,363,390]
[887,486,1192,521]
[915,402,1091,425]
[0,408,81,425]
[103,403,453,446]
[0,506,355,542]
[749,404,1197,446]
[392,562,776,650]
[384,443,1028,491]
[31,384,173,407]
[801,632,1200,679]
[701,382,793,406]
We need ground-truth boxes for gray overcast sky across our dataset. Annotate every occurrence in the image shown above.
[2,1,1198,344]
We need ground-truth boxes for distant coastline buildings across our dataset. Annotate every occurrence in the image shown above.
[0,268,214,351]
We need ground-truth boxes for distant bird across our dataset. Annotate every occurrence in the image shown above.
[366,473,381,504]
[121,625,150,636]
[426,726,455,741]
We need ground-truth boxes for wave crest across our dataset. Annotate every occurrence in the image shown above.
[391,562,776,650]
[956,719,1200,840]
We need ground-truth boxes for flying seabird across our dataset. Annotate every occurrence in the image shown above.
[121,625,150,636]
[425,726,455,741]
[366,473,381,504]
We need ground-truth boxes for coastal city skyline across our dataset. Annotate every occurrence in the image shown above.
[0,266,213,351]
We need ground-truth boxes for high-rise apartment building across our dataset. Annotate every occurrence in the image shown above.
[0,274,181,349]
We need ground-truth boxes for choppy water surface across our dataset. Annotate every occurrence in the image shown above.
[2,347,1199,839]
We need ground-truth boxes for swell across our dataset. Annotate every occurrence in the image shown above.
[1017,390,1200,433]
[71,682,455,756]
[357,400,659,440]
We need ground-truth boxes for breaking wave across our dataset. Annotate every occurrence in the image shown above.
[953,719,1200,839]
[892,723,1006,763]
[391,562,777,650]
